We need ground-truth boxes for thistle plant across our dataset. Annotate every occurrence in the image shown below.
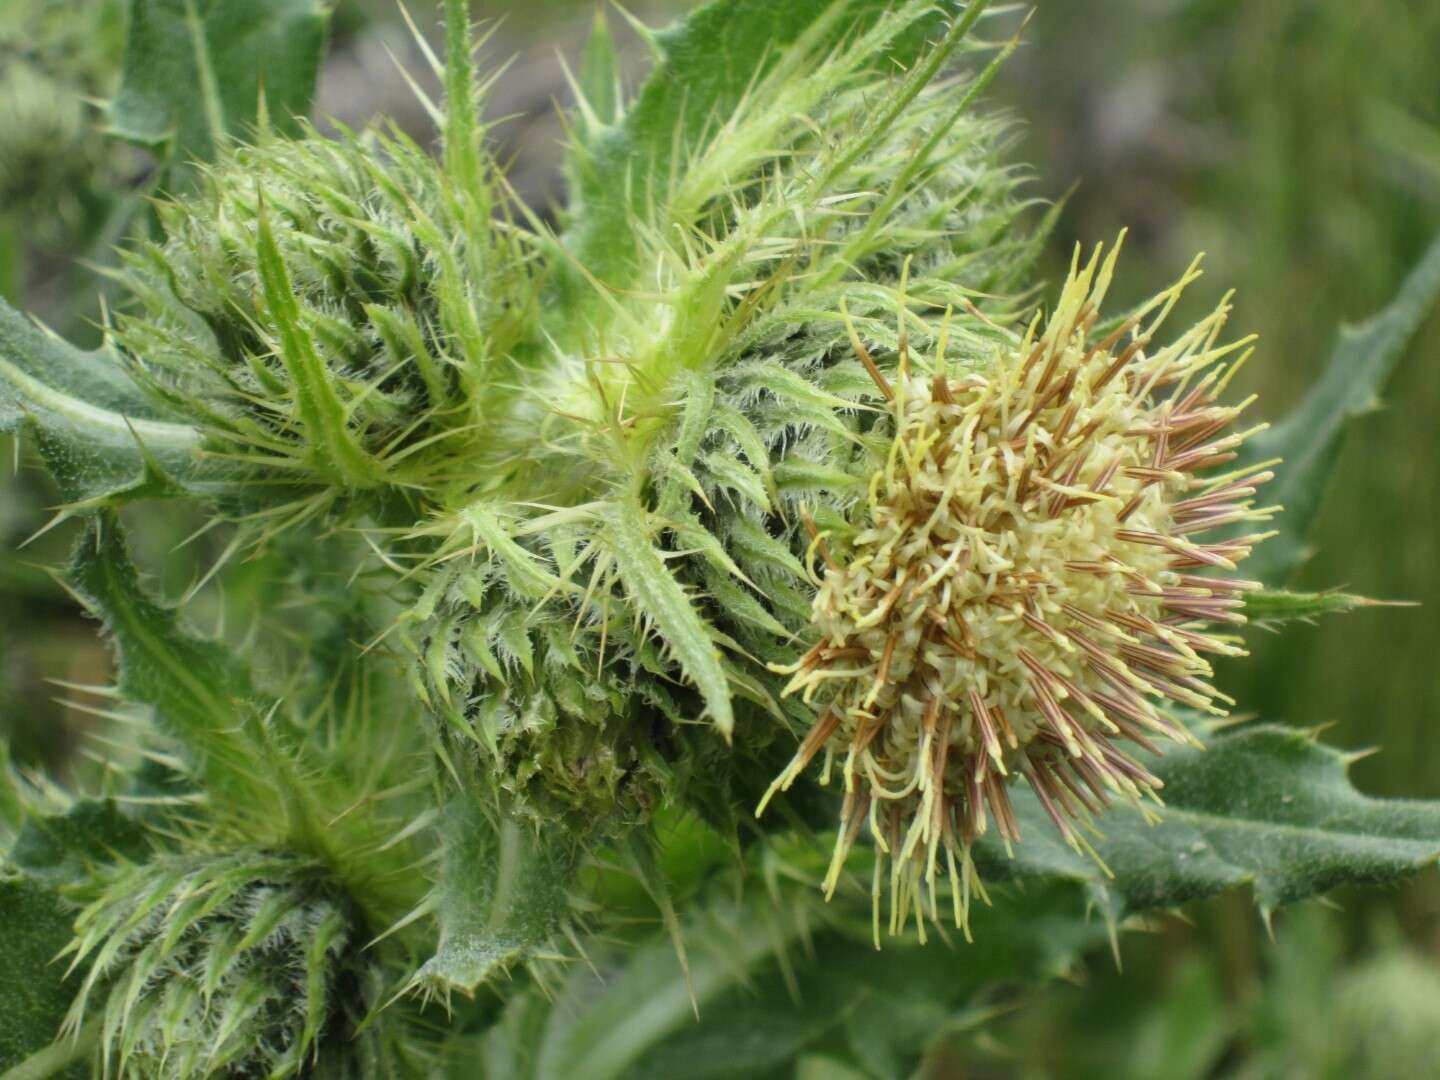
[1,1,1437,1077]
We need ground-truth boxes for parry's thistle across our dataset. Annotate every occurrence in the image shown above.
[759,240,1275,930]
[4,0,1433,1074]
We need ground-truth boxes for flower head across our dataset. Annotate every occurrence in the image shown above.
[64,852,379,1080]
[759,240,1275,935]
[113,122,534,498]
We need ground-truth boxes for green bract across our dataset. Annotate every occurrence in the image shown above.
[114,122,537,499]
[63,851,372,1079]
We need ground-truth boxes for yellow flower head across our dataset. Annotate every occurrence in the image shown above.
[760,240,1276,938]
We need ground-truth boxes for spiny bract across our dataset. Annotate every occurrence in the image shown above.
[759,240,1274,933]
[113,121,535,502]
[63,851,378,1080]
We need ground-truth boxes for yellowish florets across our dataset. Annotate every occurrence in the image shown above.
[760,240,1276,939]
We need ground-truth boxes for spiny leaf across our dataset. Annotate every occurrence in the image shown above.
[618,835,693,1015]
[7,800,150,888]
[254,198,380,486]
[632,886,1104,1080]
[601,501,734,737]
[62,518,421,927]
[560,0,953,297]
[111,0,332,166]
[0,745,22,843]
[577,7,622,135]
[1244,235,1440,582]
[441,0,488,216]
[1244,589,1405,626]
[527,891,816,1080]
[0,298,205,508]
[489,878,1103,1080]
[414,791,579,998]
[64,515,279,813]
[975,725,1440,922]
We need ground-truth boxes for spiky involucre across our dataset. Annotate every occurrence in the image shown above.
[113,122,536,499]
[759,241,1275,936]
[63,851,377,1080]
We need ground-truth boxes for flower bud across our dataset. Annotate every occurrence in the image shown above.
[67,851,377,1079]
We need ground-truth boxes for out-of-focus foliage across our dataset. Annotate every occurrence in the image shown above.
[0,0,126,249]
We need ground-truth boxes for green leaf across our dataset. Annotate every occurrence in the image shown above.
[255,198,379,486]
[415,792,579,998]
[1244,235,1440,582]
[57,521,423,930]
[560,0,952,295]
[1122,955,1231,1080]
[548,727,1437,1078]
[637,885,1103,1080]
[0,298,204,507]
[0,745,23,843]
[64,515,277,812]
[526,891,815,1080]
[1243,588,1403,625]
[976,725,1440,922]
[7,801,151,889]
[111,0,332,165]
[487,879,1104,1080]
[0,876,86,1076]
[602,502,734,737]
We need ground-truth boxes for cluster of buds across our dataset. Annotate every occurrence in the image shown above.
[760,241,1275,934]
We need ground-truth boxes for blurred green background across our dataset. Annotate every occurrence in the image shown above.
[3,1,1438,1076]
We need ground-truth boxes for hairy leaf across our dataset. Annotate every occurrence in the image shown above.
[976,725,1440,921]
[1244,235,1440,582]
[7,800,150,888]
[254,199,379,486]
[525,891,816,1080]
[0,299,203,507]
[632,885,1104,1080]
[111,0,332,165]
[560,0,954,295]
[486,880,1103,1080]
[64,515,278,811]
[578,9,622,133]
[415,793,579,997]
[1244,589,1401,626]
